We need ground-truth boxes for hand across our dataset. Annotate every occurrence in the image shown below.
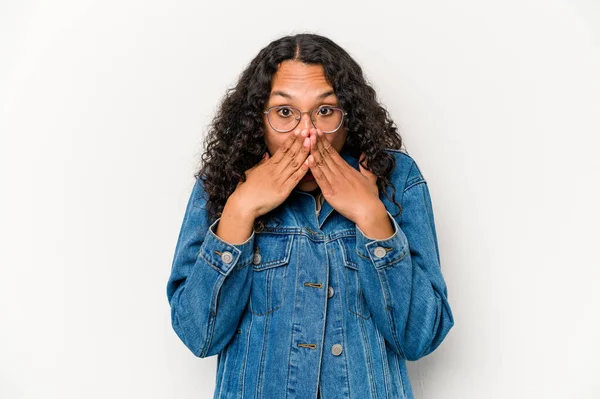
[230,128,311,218]
[306,128,382,224]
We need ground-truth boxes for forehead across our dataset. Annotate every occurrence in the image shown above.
[270,61,332,92]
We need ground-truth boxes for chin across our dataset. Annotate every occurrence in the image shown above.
[296,180,319,191]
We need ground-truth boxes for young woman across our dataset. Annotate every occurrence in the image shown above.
[166,33,454,399]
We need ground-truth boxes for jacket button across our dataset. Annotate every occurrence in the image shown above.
[221,251,233,264]
[327,286,334,298]
[331,344,343,356]
[373,246,387,258]
[252,252,262,265]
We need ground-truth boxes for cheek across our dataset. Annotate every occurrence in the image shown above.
[263,120,276,153]
[330,129,347,151]
[264,131,287,155]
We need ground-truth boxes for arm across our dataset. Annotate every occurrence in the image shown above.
[354,166,454,361]
[166,177,255,358]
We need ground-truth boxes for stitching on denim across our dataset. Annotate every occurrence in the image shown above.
[356,250,371,262]
[338,239,371,319]
[221,331,241,396]
[255,306,271,397]
[238,315,252,399]
[338,236,358,269]
[249,235,293,315]
[252,234,294,271]
[392,350,407,398]
[358,312,378,398]
[377,270,407,359]
[209,273,226,317]
[216,338,228,398]
[227,333,241,395]
[315,240,329,399]
[378,269,393,309]
[404,179,426,193]
[386,304,407,359]
[375,248,409,270]
[285,241,301,399]
[248,265,288,315]
[332,253,352,399]
[198,250,227,275]
[375,328,391,399]
[201,306,216,358]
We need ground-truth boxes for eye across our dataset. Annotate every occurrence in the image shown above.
[276,107,294,118]
[317,106,334,116]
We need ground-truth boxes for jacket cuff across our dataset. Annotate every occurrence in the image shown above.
[198,217,255,276]
[355,210,409,269]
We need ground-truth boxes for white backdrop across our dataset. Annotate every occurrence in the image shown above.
[1,0,599,398]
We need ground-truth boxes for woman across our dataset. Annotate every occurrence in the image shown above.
[166,33,454,399]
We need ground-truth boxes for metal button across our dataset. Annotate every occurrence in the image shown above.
[252,252,262,265]
[373,246,387,258]
[327,286,334,298]
[221,251,233,264]
[331,344,343,356]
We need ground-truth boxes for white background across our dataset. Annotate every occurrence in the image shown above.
[1,0,599,398]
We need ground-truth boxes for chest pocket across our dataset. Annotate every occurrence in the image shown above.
[338,236,372,319]
[249,233,294,316]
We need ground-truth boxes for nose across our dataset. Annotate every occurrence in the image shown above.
[298,112,313,130]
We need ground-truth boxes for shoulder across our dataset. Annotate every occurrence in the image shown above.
[381,148,427,192]
[190,174,211,209]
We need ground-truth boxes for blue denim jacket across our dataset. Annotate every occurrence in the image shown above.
[166,148,454,399]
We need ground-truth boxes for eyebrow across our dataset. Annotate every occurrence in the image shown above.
[270,90,336,100]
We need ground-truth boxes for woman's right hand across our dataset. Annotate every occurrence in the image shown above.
[230,128,312,219]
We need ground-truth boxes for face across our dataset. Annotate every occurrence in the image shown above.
[263,60,347,192]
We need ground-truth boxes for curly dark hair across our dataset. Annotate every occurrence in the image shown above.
[194,33,406,232]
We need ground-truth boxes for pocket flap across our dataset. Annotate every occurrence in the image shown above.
[339,236,359,270]
[252,233,294,271]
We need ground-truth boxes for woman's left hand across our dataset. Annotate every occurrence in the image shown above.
[306,128,383,225]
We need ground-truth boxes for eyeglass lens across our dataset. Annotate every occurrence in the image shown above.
[267,107,344,133]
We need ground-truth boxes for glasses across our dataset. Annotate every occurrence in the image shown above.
[263,105,347,134]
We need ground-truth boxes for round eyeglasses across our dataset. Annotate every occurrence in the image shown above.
[263,105,347,134]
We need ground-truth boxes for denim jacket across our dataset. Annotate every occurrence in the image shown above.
[166,148,454,399]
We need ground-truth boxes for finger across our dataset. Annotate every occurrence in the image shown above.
[307,153,332,193]
[315,128,348,171]
[288,130,311,173]
[269,128,302,165]
[273,128,308,175]
[283,153,311,190]
[280,127,310,170]
[310,128,337,183]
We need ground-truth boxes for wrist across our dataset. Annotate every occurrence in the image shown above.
[226,192,258,222]
[355,201,394,239]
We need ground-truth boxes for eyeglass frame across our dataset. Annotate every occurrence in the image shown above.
[263,105,348,134]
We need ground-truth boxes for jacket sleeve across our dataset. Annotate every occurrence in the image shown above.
[166,177,255,358]
[354,162,454,361]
